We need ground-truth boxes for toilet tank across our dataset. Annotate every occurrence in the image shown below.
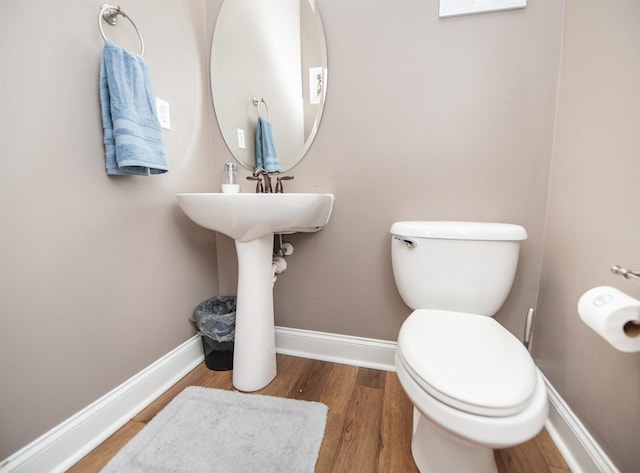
[390,221,527,316]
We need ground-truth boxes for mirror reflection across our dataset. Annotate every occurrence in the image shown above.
[211,0,328,172]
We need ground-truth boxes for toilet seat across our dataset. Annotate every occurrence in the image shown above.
[395,352,549,449]
[398,309,538,417]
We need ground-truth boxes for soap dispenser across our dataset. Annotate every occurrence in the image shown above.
[221,162,239,193]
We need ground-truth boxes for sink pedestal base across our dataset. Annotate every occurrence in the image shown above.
[232,234,277,391]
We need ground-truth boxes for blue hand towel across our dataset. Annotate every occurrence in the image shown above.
[100,40,168,175]
[255,117,281,173]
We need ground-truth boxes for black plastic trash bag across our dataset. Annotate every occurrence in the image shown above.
[191,296,236,371]
[192,295,236,343]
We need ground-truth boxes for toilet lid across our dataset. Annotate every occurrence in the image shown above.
[398,309,538,417]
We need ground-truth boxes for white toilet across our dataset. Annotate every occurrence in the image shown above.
[390,221,548,473]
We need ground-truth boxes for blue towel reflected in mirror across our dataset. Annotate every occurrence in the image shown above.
[256,117,281,173]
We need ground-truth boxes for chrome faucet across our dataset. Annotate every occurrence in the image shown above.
[246,168,294,193]
[246,168,273,193]
[256,168,273,193]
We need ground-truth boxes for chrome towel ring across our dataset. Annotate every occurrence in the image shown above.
[98,4,145,56]
[252,97,270,121]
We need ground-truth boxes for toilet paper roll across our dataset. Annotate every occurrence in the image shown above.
[578,286,640,352]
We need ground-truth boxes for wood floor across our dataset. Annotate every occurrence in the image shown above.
[68,354,571,473]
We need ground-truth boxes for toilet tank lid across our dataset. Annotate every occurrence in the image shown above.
[390,221,527,240]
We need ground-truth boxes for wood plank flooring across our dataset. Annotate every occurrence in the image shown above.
[67,355,571,473]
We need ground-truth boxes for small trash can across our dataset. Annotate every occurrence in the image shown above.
[192,296,236,371]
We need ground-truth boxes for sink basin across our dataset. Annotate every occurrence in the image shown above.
[176,193,334,242]
[176,192,334,392]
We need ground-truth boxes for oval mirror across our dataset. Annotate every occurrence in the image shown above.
[211,0,328,173]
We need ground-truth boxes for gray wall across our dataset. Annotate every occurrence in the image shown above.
[213,0,564,345]
[535,2,640,472]
[0,0,219,459]
[2,1,638,472]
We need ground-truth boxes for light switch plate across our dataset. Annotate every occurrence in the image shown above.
[237,128,246,149]
[309,67,323,105]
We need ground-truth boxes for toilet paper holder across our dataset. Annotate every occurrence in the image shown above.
[611,265,640,282]
[610,266,640,338]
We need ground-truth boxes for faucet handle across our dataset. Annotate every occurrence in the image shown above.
[246,175,263,193]
[275,175,294,193]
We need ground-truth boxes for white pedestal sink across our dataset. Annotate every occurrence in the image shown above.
[176,193,334,391]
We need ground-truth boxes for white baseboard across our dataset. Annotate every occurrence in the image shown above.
[542,374,620,473]
[1,335,204,473]
[1,327,619,473]
[275,326,397,371]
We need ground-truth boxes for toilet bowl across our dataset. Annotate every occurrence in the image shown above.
[390,221,548,473]
[396,310,548,473]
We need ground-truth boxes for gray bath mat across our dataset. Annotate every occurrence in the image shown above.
[100,386,328,473]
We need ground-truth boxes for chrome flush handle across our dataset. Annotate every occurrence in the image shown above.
[611,265,640,282]
[394,236,417,249]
